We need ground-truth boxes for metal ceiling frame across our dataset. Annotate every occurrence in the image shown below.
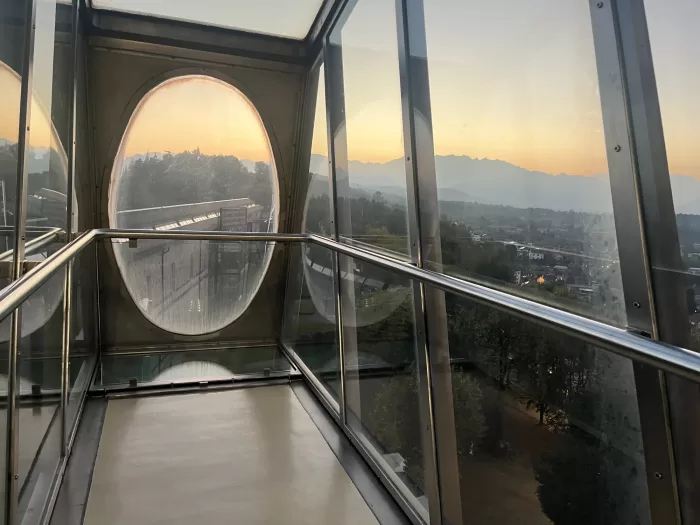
[81,0,347,67]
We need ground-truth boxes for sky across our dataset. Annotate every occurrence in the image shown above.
[119,76,273,163]
[313,0,700,180]
[1,0,699,179]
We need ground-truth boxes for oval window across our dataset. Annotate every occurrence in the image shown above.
[109,76,279,335]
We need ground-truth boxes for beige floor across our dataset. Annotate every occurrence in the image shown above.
[84,385,379,525]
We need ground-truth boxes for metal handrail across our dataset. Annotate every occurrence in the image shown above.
[0,230,97,319]
[0,227,699,384]
[0,227,63,262]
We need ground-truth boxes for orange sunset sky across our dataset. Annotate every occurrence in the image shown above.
[0,0,698,180]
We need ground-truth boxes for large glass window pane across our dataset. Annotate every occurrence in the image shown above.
[281,243,339,403]
[423,0,625,326]
[644,0,700,352]
[17,268,65,523]
[330,0,410,258]
[341,255,429,520]
[90,0,325,40]
[436,287,651,525]
[108,76,279,335]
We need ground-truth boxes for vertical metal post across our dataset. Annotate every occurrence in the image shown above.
[611,1,700,523]
[1,182,7,252]
[324,25,361,425]
[5,0,38,522]
[94,242,102,368]
[60,262,73,455]
[394,0,462,523]
[587,3,681,524]
[60,0,80,458]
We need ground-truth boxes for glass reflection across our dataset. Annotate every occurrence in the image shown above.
[97,346,291,388]
[17,268,65,523]
[341,255,429,519]
[418,0,626,326]
[282,244,339,400]
[331,0,410,258]
[109,76,279,335]
[0,58,67,345]
[439,290,650,525]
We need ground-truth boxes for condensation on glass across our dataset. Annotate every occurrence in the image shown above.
[422,0,626,327]
[91,0,325,39]
[108,75,279,335]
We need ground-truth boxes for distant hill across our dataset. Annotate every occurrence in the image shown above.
[310,153,700,215]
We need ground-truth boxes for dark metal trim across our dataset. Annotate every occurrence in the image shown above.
[87,9,307,65]
[306,0,348,62]
[587,2,681,523]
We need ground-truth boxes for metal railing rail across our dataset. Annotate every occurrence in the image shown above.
[0,228,699,385]
[0,227,63,262]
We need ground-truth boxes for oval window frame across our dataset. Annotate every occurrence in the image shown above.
[107,73,281,336]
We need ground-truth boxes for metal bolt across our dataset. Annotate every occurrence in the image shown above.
[406,156,411,161]
[596,1,604,7]
[633,301,641,308]
[654,472,663,480]
[614,145,622,152]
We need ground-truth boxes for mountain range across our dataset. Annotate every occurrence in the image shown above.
[310,154,700,215]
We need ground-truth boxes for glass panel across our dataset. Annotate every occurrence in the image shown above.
[644,0,700,351]
[341,255,429,520]
[90,0,325,39]
[96,346,291,388]
[66,248,96,442]
[0,0,30,286]
[281,243,339,402]
[422,0,626,326]
[102,238,275,336]
[305,64,332,238]
[109,76,278,335]
[435,286,651,525]
[330,0,410,258]
[17,267,65,523]
[27,0,71,235]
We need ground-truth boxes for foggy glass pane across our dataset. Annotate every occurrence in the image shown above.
[91,0,325,39]
[423,0,626,326]
[109,76,278,335]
